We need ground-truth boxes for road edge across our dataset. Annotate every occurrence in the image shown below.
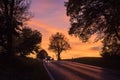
[43,62,55,80]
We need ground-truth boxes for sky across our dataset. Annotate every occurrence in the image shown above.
[28,0,102,59]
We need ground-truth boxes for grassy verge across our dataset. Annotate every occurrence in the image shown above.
[0,56,50,80]
[64,57,120,71]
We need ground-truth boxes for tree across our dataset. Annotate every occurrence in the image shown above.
[101,38,120,58]
[37,49,48,60]
[0,0,31,56]
[65,0,120,57]
[48,32,71,60]
[16,27,42,57]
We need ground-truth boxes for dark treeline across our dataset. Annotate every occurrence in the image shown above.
[0,1,50,80]
[65,0,120,59]
[0,0,119,61]
[0,0,42,58]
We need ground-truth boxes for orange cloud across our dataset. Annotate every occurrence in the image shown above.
[28,0,103,59]
[28,19,102,59]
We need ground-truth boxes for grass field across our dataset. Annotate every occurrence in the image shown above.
[0,55,50,80]
[64,57,120,71]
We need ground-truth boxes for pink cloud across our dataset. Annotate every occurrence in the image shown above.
[28,0,102,59]
[28,18,102,59]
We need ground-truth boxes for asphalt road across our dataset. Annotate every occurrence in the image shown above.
[45,61,120,80]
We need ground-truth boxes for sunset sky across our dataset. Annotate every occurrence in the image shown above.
[28,0,102,59]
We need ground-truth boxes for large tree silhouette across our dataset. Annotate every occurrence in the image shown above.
[0,0,31,56]
[65,0,120,57]
[48,32,71,60]
[16,27,42,57]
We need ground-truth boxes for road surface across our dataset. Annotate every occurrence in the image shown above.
[45,61,120,80]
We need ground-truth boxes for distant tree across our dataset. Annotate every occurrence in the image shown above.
[16,27,42,57]
[48,32,71,60]
[0,0,31,56]
[37,49,48,60]
[65,0,120,57]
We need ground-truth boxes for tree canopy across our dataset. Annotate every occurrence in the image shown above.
[48,32,71,60]
[65,0,120,57]
[16,27,42,56]
[0,0,31,56]
[37,49,48,60]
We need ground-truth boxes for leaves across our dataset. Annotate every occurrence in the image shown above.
[65,0,120,57]
[0,0,32,55]
[17,27,42,56]
[37,49,48,60]
[48,32,71,60]
[65,0,120,42]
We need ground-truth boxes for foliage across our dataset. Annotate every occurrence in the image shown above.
[0,0,31,55]
[37,49,48,60]
[48,32,71,60]
[101,39,120,58]
[65,0,120,57]
[16,27,42,56]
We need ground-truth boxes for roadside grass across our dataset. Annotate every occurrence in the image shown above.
[0,55,50,80]
[64,57,120,71]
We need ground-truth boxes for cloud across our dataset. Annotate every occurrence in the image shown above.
[28,0,102,59]
[30,0,70,29]
[28,18,102,59]
[90,46,101,51]
[28,19,65,34]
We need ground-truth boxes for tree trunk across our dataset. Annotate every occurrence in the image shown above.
[4,0,15,56]
[57,52,61,60]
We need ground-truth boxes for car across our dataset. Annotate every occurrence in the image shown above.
[45,56,54,62]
